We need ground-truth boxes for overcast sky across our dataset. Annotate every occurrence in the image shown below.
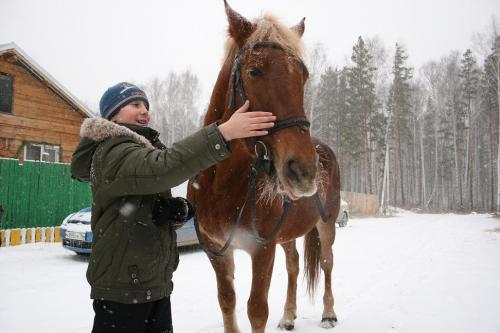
[1,0,499,113]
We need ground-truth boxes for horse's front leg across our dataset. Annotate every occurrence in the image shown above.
[209,249,241,333]
[278,240,299,330]
[248,244,276,333]
[317,222,337,328]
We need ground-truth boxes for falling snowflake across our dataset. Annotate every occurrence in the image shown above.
[119,202,136,217]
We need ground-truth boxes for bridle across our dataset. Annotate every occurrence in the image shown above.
[194,41,330,257]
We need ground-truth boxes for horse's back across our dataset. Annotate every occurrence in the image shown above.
[312,138,340,185]
[312,137,341,216]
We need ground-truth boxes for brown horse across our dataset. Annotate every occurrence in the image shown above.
[187,2,341,332]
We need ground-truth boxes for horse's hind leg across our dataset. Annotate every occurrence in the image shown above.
[209,250,241,333]
[278,240,299,330]
[317,222,338,327]
[248,244,276,333]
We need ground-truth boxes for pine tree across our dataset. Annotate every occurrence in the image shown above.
[337,68,353,191]
[314,66,340,147]
[459,49,480,210]
[345,36,379,194]
[388,44,413,205]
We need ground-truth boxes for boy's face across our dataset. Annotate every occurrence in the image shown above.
[111,100,150,127]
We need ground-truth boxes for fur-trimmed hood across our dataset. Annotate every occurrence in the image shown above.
[80,118,154,149]
[71,118,160,181]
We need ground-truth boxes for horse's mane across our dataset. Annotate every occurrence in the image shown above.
[223,14,304,61]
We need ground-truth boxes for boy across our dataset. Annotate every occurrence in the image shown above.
[71,82,275,333]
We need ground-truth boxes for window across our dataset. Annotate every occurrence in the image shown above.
[0,74,13,113]
[24,143,60,163]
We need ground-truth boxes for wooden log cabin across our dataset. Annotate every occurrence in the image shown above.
[0,42,93,163]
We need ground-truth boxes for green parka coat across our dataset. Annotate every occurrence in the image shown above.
[71,118,230,304]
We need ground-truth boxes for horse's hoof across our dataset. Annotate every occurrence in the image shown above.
[320,317,338,328]
[278,319,295,330]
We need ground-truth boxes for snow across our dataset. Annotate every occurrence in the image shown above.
[1,211,500,333]
[171,181,189,198]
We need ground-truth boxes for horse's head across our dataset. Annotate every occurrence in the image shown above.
[218,1,318,201]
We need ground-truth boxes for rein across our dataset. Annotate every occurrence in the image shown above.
[193,42,330,257]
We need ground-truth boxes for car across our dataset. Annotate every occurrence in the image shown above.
[175,217,198,247]
[336,199,349,227]
[60,207,198,255]
[60,207,93,254]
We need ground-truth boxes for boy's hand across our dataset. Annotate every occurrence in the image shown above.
[217,100,276,141]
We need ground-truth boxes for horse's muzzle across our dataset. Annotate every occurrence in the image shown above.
[280,158,317,199]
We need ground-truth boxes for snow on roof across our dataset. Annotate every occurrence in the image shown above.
[0,42,94,118]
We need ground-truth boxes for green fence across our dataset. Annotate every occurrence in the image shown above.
[0,158,92,229]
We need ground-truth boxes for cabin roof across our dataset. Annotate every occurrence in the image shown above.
[0,42,94,118]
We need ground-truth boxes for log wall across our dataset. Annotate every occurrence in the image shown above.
[0,57,88,163]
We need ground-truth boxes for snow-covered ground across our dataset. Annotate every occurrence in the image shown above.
[1,211,500,333]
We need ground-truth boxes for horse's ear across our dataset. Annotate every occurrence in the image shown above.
[224,0,255,47]
[291,17,306,38]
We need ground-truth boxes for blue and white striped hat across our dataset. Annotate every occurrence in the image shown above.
[99,82,149,120]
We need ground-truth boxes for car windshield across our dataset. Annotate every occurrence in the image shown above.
[66,207,92,224]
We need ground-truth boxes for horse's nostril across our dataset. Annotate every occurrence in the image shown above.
[286,159,304,183]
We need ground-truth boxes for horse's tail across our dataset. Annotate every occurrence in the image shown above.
[304,226,321,297]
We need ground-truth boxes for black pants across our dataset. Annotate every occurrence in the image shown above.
[91,297,173,333]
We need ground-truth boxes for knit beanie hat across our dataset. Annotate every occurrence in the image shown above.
[99,82,149,120]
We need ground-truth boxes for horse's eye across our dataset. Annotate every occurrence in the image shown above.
[248,68,263,79]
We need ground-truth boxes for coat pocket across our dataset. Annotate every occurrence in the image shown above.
[86,233,118,285]
[117,221,162,286]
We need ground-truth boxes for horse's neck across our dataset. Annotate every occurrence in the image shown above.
[204,49,235,127]
[203,51,253,194]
